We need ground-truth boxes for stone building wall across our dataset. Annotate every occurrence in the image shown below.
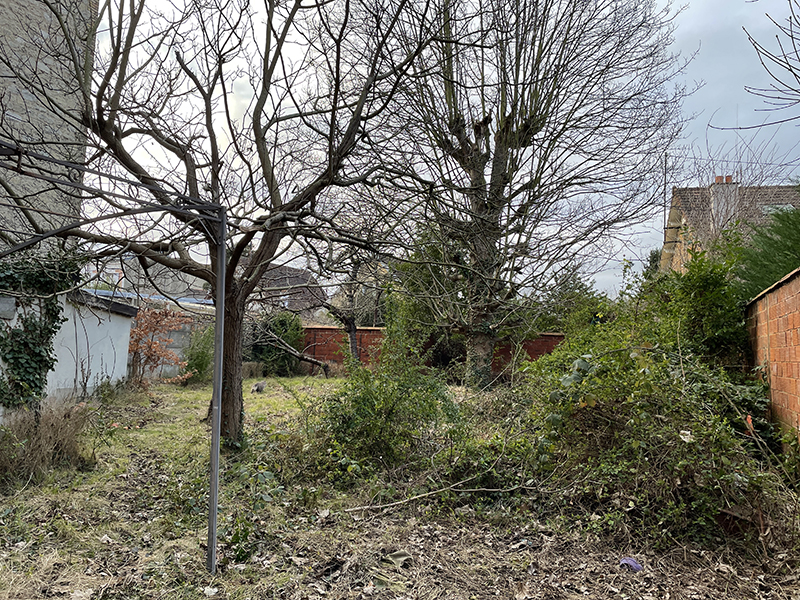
[0,0,93,242]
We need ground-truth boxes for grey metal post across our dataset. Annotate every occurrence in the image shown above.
[207,208,226,574]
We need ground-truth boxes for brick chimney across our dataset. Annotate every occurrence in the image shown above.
[710,175,738,234]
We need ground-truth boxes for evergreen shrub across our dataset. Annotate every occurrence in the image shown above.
[250,312,303,377]
[320,295,458,468]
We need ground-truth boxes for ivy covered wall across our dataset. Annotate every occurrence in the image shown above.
[0,256,79,408]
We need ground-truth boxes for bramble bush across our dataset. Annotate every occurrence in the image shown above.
[518,258,795,546]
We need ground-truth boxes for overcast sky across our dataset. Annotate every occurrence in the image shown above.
[678,0,800,152]
[594,0,800,294]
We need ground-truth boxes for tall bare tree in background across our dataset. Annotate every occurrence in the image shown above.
[746,0,800,126]
[392,0,687,386]
[0,0,432,442]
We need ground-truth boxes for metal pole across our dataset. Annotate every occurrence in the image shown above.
[207,208,226,574]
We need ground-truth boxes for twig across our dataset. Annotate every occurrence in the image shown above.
[345,436,511,513]
[343,473,484,513]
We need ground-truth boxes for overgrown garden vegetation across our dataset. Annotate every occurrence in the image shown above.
[3,225,800,599]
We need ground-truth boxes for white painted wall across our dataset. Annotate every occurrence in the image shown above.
[46,296,134,399]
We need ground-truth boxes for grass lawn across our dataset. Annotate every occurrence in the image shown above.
[0,377,798,599]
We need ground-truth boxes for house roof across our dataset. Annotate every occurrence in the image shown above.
[70,290,139,318]
[673,183,800,242]
[253,264,327,312]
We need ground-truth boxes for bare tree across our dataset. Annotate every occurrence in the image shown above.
[0,0,432,442]
[391,0,687,385]
[746,0,800,127]
[300,188,396,361]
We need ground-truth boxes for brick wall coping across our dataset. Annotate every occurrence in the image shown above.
[746,265,800,307]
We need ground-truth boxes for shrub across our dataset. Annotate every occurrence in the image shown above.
[249,312,303,377]
[128,306,193,388]
[737,206,800,300]
[320,295,457,468]
[668,249,749,364]
[184,323,215,381]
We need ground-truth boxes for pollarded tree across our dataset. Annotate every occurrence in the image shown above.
[392,0,687,386]
[0,0,434,442]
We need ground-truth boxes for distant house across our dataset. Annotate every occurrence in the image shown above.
[109,256,327,319]
[252,264,327,319]
[660,176,800,272]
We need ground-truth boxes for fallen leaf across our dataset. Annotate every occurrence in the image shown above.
[384,550,412,568]
[513,581,530,599]
[203,586,219,597]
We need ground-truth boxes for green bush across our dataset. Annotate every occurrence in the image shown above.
[517,264,792,545]
[669,249,749,364]
[321,295,457,468]
[250,312,303,377]
[184,324,215,381]
[737,206,800,300]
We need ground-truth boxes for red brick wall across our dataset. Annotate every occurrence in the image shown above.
[746,267,800,436]
[493,333,565,373]
[303,326,383,364]
[302,327,564,373]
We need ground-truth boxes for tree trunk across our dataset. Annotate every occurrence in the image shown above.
[465,330,495,389]
[208,288,245,445]
[326,303,361,364]
[342,315,359,363]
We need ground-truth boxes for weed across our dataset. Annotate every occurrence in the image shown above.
[184,323,215,382]
[0,399,91,485]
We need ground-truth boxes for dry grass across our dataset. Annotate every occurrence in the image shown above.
[0,379,799,599]
[0,398,91,482]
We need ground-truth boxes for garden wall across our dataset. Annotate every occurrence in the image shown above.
[302,326,564,373]
[303,326,384,365]
[492,333,565,373]
[746,266,800,436]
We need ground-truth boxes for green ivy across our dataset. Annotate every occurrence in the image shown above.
[0,254,80,408]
